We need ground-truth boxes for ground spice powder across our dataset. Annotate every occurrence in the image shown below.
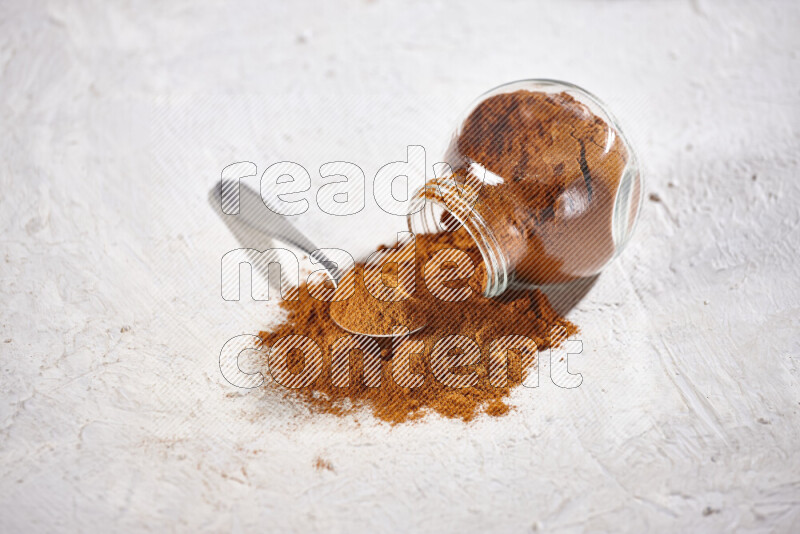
[327,227,485,336]
[259,228,577,424]
[255,89,630,423]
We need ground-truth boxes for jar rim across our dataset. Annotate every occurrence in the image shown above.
[407,175,509,298]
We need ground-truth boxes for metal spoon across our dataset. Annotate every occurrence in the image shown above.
[210,180,424,337]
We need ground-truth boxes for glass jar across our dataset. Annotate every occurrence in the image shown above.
[408,79,643,297]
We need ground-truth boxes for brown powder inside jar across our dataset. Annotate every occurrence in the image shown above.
[435,89,632,285]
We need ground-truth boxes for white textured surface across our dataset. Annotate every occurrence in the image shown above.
[1,1,799,532]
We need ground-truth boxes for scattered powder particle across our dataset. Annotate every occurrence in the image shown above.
[486,400,510,417]
[314,456,334,472]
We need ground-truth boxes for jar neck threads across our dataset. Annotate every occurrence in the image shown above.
[407,177,510,298]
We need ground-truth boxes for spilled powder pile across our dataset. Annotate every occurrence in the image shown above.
[258,227,577,424]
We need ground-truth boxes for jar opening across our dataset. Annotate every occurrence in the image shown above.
[408,179,509,298]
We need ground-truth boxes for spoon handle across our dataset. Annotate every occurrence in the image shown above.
[209,180,344,283]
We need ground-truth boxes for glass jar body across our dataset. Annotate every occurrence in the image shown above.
[408,80,642,297]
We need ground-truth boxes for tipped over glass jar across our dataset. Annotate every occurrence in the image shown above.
[408,79,643,297]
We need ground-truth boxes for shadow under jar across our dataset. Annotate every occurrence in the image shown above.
[408,79,643,297]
